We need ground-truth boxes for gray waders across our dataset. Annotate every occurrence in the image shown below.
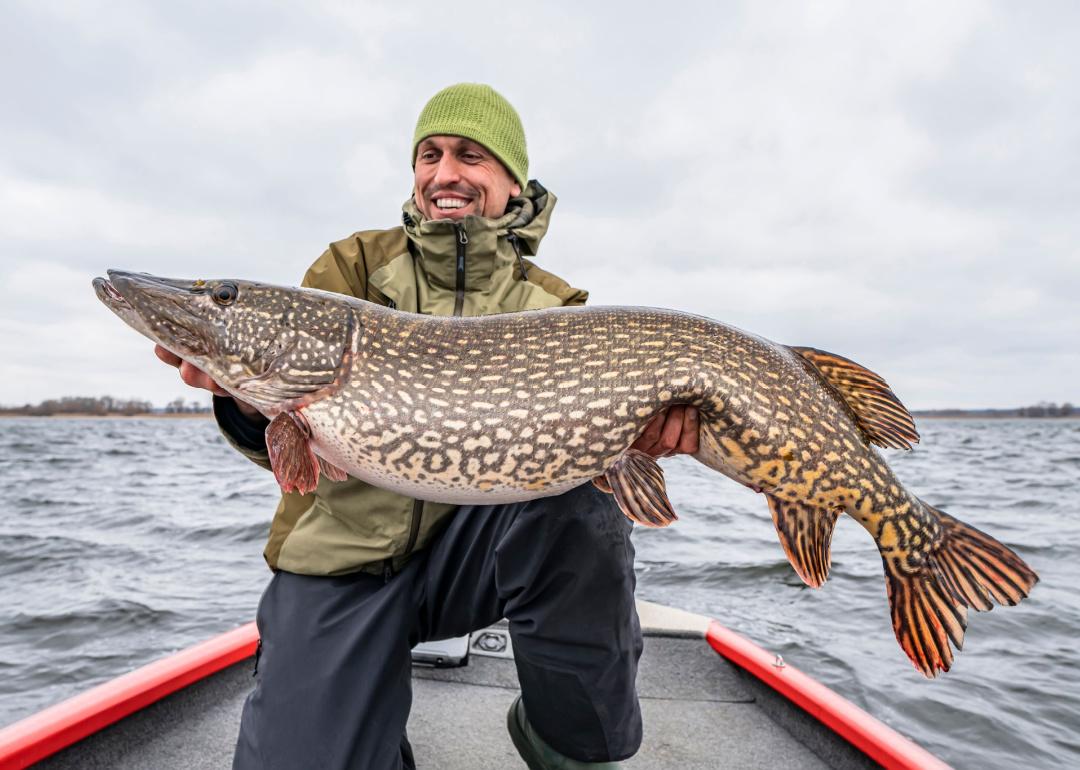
[233,483,643,769]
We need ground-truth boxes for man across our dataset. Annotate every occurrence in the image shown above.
[157,83,699,769]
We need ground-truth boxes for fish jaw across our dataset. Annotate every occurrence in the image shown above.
[93,275,155,342]
[98,271,223,361]
[94,270,361,416]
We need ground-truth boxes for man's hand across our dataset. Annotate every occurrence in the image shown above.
[630,405,699,458]
[154,344,263,419]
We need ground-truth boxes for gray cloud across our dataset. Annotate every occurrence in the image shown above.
[2,0,1078,409]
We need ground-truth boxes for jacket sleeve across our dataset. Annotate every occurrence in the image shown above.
[301,238,370,295]
[213,395,273,470]
[517,257,589,307]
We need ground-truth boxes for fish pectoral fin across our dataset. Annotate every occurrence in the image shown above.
[789,346,920,451]
[592,475,613,494]
[265,411,320,495]
[604,449,678,528]
[766,495,840,588]
[317,456,349,483]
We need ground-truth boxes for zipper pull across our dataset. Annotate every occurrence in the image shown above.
[457,225,469,245]
[508,232,528,280]
[383,558,394,583]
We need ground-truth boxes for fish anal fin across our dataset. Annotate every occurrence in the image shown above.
[766,495,839,588]
[317,455,349,483]
[605,449,678,528]
[790,346,920,451]
[266,412,320,495]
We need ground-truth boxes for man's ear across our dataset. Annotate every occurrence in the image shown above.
[510,182,522,197]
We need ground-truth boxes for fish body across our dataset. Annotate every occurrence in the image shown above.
[94,270,1038,676]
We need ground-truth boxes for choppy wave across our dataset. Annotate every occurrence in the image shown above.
[0,417,1078,769]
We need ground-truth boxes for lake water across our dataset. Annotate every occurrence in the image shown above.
[0,417,1077,768]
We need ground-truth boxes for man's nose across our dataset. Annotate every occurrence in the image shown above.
[432,155,463,186]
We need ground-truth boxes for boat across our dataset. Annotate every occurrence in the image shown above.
[0,600,948,769]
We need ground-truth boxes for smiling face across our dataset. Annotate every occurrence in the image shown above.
[413,135,522,221]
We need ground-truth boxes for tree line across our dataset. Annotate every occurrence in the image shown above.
[0,395,211,416]
[913,402,1075,418]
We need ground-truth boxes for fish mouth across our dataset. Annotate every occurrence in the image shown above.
[93,275,134,312]
[93,270,216,357]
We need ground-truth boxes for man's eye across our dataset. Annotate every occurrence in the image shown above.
[420,151,438,161]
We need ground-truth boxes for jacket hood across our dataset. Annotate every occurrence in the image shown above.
[400,181,555,293]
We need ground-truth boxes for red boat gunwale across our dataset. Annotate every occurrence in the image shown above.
[706,620,950,770]
[0,623,258,769]
[0,619,947,769]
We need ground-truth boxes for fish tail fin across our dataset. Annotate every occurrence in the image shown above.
[882,554,967,677]
[881,500,1038,677]
[923,501,1039,611]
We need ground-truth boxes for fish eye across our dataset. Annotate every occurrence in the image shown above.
[212,282,238,305]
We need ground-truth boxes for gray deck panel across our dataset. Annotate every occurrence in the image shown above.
[38,635,870,769]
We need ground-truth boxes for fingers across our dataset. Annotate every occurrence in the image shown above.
[630,410,668,456]
[677,406,700,455]
[179,362,229,396]
[154,344,181,367]
[655,406,685,455]
[166,353,229,397]
[630,405,701,458]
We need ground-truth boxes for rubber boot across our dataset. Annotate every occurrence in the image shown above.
[506,695,623,769]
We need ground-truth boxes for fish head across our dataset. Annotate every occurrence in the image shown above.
[94,270,357,414]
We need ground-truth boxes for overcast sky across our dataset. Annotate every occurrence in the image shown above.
[2,0,1077,409]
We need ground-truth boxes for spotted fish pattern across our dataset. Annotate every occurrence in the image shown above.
[95,271,1039,677]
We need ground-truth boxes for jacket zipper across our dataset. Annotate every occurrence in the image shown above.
[404,499,424,555]
[508,231,529,280]
[453,224,468,316]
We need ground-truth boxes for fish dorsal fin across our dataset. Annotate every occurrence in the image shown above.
[266,411,321,495]
[603,449,679,528]
[766,495,840,588]
[790,346,920,450]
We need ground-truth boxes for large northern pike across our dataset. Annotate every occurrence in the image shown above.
[94,270,1037,676]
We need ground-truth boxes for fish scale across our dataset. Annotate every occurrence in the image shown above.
[308,305,713,502]
[94,270,1038,677]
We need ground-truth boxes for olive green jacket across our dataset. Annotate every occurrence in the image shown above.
[216,182,588,575]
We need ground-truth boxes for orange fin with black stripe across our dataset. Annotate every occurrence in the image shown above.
[924,500,1039,610]
[790,346,920,450]
[766,496,840,588]
[884,561,968,677]
[882,499,1038,677]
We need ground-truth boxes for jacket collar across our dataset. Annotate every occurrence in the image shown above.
[400,181,555,292]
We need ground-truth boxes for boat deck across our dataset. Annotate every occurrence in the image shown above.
[34,604,872,769]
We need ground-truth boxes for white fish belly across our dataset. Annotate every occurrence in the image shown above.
[308,429,592,505]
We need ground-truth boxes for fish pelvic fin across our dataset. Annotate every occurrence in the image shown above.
[766,496,840,588]
[604,449,678,528]
[789,346,920,450]
[317,456,349,483]
[266,411,320,495]
[881,500,1038,677]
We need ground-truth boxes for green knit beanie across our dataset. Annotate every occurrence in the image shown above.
[412,83,529,188]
